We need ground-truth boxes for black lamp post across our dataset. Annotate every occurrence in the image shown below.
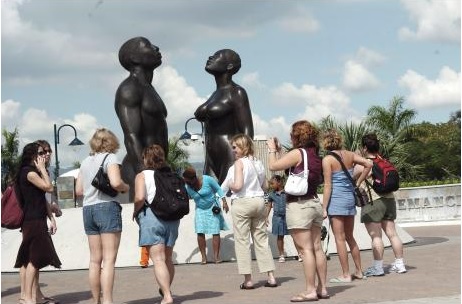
[53,123,84,184]
[179,117,204,141]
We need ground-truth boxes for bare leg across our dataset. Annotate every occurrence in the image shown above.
[330,216,351,280]
[100,232,121,304]
[197,233,207,264]
[382,220,404,259]
[23,263,37,304]
[344,216,363,277]
[365,222,384,260]
[290,229,317,298]
[20,266,26,300]
[212,234,221,263]
[150,244,174,304]
[87,235,103,304]
[312,226,328,296]
[277,235,285,257]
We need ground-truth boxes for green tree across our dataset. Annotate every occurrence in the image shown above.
[1,128,20,192]
[167,137,190,173]
[319,116,370,152]
[365,95,417,156]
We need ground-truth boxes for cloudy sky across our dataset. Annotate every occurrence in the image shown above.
[1,0,460,167]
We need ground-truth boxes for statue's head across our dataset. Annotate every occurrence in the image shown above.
[205,49,241,75]
[119,37,162,71]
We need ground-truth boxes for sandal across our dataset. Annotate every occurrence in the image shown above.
[239,283,255,290]
[316,292,330,299]
[290,293,319,302]
[40,297,60,304]
[329,276,352,283]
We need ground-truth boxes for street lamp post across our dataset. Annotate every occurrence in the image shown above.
[53,123,84,184]
[179,117,204,141]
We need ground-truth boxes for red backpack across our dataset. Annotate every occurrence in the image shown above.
[370,155,400,194]
[1,184,24,229]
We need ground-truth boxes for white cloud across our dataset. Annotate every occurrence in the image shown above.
[1,99,21,124]
[278,9,319,33]
[154,66,205,128]
[399,0,461,43]
[272,82,359,123]
[241,72,266,89]
[398,66,461,108]
[355,47,386,67]
[342,60,380,92]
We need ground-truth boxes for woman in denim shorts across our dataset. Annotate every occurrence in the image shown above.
[267,120,328,302]
[133,144,180,304]
[76,128,129,304]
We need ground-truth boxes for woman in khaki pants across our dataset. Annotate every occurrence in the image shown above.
[222,134,277,290]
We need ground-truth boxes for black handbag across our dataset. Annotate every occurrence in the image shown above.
[327,152,371,207]
[212,204,221,215]
[91,154,118,197]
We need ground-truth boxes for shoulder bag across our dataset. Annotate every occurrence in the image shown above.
[91,154,118,197]
[284,148,309,196]
[327,151,371,207]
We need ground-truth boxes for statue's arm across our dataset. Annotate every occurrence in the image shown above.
[233,87,254,136]
[115,85,144,171]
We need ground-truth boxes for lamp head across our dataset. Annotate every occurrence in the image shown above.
[69,137,84,146]
[179,131,192,140]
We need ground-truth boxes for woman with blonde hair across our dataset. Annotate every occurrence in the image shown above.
[133,144,180,304]
[267,120,328,302]
[76,128,129,304]
[223,134,277,290]
[321,128,371,283]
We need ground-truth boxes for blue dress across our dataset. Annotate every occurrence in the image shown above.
[185,175,229,234]
[268,191,289,236]
[327,169,357,216]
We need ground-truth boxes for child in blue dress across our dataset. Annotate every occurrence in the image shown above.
[265,175,302,262]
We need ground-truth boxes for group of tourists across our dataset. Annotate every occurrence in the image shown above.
[11,120,406,304]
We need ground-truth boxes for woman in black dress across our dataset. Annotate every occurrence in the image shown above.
[14,142,61,304]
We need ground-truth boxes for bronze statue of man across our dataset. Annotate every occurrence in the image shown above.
[194,49,254,184]
[115,37,168,198]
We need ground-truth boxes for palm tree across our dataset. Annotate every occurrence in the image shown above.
[318,116,370,152]
[365,95,417,156]
[167,137,190,173]
[1,128,20,192]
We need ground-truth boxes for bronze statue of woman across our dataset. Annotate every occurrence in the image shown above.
[194,49,254,184]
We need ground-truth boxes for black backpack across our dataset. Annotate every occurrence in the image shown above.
[369,155,400,194]
[149,166,190,221]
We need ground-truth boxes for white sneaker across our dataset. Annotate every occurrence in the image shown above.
[390,262,407,273]
[363,265,384,277]
[278,255,285,263]
[298,255,303,262]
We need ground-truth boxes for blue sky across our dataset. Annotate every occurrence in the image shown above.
[1,0,460,167]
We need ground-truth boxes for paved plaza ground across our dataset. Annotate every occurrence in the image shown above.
[1,224,460,304]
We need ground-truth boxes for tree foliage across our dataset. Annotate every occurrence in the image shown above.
[167,137,191,173]
[1,128,21,192]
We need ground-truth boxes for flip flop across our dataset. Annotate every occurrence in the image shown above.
[40,297,60,304]
[264,282,278,287]
[317,293,331,299]
[290,293,319,302]
[352,274,367,280]
[239,283,255,290]
[329,277,352,283]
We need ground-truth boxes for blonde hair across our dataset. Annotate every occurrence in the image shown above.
[89,128,120,154]
[231,133,254,157]
[321,129,343,151]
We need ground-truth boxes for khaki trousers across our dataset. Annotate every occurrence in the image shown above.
[231,197,275,275]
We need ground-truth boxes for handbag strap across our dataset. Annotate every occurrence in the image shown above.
[289,148,308,178]
[327,151,356,188]
[99,153,110,170]
[248,157,264,188]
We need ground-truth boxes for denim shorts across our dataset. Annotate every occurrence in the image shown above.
[137,207,179,247]
[83,201,122,235]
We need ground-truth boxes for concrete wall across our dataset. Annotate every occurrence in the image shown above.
[3,184,459,272]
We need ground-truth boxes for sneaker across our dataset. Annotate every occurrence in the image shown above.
[278,255,285,263]
[390,262,407,274]
[298,255,303,262]
[363,266,384,277]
